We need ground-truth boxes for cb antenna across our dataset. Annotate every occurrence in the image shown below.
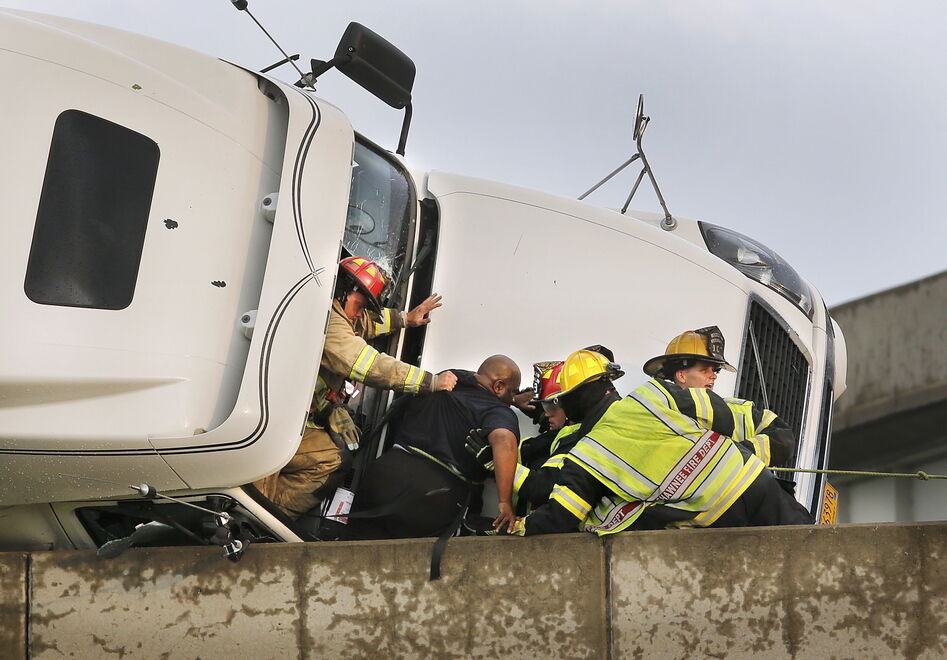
[229,1,315,90]
[579,94,676,231]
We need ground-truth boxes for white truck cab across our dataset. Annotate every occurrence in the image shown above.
[0,9,845,552]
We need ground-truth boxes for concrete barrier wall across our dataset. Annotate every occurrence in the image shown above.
[1,522,944,659]
[609,524,945,659]
[0,553,27,660]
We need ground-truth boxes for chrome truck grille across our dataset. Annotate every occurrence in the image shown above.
[736,302,811,467]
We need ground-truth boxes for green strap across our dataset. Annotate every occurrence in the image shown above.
[770,467,946,481]
[405,445,480,485]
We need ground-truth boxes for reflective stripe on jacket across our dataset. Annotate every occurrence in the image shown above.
[512,423,580,510]
[311,300,433,416]
[635,379,795,467]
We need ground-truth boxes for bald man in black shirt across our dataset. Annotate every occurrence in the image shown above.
[348,355,521,539]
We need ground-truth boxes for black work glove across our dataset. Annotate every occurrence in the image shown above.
[463,516,514,536]
[464,428,494,471]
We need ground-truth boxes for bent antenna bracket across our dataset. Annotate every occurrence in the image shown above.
[579,94,676,230]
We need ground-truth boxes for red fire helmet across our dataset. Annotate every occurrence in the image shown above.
[532,361,565,402]
[339,256,388,311]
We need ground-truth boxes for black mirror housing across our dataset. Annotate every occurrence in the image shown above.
[334,22,415,109]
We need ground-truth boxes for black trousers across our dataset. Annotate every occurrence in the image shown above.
[712,468,814,528]
[346,449,470,540]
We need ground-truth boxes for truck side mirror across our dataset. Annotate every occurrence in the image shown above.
[329,22,415,109]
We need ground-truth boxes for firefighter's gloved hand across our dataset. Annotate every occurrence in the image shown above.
[464,428,494,470]
[512,388,537,417]
[328,407,360,451]
[463,515,501,536]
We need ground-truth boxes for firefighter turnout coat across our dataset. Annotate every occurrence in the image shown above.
[512,392,623,512]
[512,423,581,513]
[313,300,435,416]
[515,385,769,536]
[638,378,796,467]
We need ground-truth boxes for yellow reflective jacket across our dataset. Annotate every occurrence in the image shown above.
[519,389,766,536]
[581,379,793,533]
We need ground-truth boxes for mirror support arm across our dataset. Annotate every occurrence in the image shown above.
[636,131,675,230]
[578,94,676,230]
[397,102,413,156]
[298,55,354,88]
[578,154,640,200]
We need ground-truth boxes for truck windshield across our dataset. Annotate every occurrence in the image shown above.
[343,139,414,297]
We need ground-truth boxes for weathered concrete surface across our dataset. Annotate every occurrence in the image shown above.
[297,535,605,658]
[29,534,606,659]
[0,553,27,660]
[30,546,302,659]
[609,522,946,660]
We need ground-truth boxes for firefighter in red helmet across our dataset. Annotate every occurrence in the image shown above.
[253,255,457,519]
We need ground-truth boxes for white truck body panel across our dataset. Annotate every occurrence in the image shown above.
[0,9,354,504]
[421,172,832,505]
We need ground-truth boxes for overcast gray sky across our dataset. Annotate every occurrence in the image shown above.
[4,0,945,305]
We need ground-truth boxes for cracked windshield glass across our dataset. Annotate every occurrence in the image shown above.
[343,140,413,301]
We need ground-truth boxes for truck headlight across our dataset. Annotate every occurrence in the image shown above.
[700,222,814,318]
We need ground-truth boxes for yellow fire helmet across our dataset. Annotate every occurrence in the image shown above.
[549,349,625,400]
[642,326,736,378]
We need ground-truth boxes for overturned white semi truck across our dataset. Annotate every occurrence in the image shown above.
[0,8,845,551]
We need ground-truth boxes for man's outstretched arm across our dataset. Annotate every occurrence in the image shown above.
[489,428,518,533]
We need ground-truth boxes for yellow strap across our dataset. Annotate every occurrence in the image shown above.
[311,375,331,413]
[542,455,566,470]
[690,388,714,429]
[730,409,746,441]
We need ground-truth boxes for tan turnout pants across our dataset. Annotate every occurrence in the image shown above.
[253,427,341,519]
